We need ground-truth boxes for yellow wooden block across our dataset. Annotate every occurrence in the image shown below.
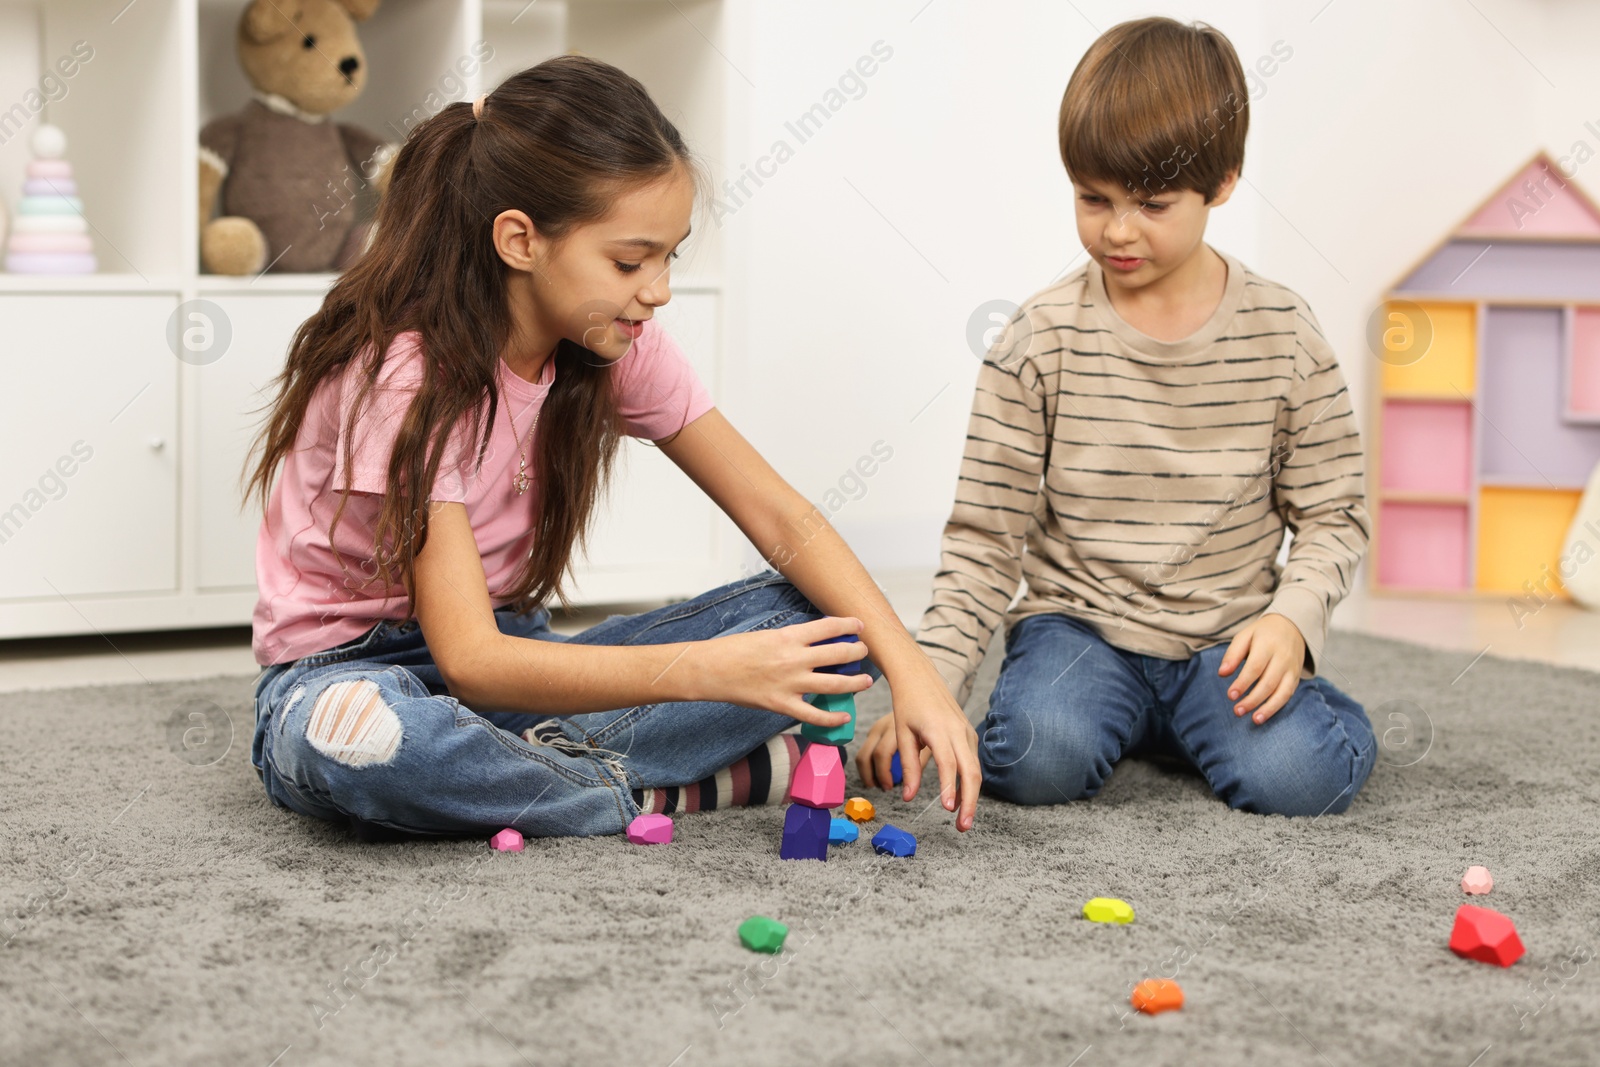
[1380,301,1476,398]
[1476,487,1582,594]
[1082,897,1135,924]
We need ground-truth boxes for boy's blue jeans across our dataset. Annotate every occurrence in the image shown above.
[978,613,1376,817]
[251,570,879,840]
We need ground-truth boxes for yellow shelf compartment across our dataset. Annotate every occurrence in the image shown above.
[1379,301,1477,398]
[1474,485,1583,596]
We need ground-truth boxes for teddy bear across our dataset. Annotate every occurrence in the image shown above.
[198,0,397,275]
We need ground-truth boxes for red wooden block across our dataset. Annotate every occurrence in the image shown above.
[1449,904,1524,967]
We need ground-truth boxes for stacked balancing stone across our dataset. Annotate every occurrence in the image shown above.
[5,125,96,274]
[778,635,859,861]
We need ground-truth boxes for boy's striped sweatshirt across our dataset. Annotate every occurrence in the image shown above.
[918,246,1370,708]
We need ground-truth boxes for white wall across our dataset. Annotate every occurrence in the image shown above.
[714,0,1600,583]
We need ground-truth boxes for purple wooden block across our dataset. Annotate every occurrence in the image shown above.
[779,803,829,861]
[1479,307,1600,487]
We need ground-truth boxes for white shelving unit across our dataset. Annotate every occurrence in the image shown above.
[0,0,748,643]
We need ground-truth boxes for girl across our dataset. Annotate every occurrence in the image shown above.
[243,56,979,841]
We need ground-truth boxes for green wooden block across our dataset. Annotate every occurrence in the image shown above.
[738,915,789,953]
[801,691,856,743]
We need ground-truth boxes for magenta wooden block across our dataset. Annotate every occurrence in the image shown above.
[626,813,673,845]
[789,743,845,809]
[1479,306,1600,486]
[780,803,829,861]
[1380,401,1472,495]
[489,827,524,852]
[1378,502,1469,589]
[1571,308,1600,420]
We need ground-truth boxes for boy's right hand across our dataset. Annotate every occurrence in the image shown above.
[856,713,930,789]
[689,616,870,728]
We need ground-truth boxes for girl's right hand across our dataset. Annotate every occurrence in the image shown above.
[691,616,871,727]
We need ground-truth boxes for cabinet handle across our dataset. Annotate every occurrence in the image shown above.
[149,437,166,451]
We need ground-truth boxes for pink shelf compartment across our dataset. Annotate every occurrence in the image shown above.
[1376,502,1471,590]
[1568,306,1600,423]
[1379,400,1473,495]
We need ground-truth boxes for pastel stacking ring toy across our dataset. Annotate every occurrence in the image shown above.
[23,178,76,197]
[5,125,96,275]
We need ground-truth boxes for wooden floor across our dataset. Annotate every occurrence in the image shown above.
[0,568,1593,694]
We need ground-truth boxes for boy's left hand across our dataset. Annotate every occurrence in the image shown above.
[1218,614,1306,725]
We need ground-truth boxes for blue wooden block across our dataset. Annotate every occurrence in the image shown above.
[779,803,830,861]
[828,817,859,846]
[810,633,862,675]
[871,824,916,857]
[890,751,902,785]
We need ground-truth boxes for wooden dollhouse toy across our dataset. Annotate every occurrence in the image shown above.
[1371,150,1600,597]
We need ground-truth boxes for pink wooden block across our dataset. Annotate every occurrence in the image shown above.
[1571,309,1600,419]
[1378,503,1469,589]
[1462,865,1494,895]
[1459,159,1600,236]
[626,813,673,844]
[489,827,524,852]
[1380,401,1472,494]
[790,744,845,809]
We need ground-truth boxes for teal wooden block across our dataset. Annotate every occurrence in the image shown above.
[828,818,859,845]
[801,690,856,743]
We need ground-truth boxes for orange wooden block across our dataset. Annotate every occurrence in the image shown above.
[843,797,875,823]
[1131,978,1183,1015]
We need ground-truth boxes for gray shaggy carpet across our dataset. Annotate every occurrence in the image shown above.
[1,629,1596,1066]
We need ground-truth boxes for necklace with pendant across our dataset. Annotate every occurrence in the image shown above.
[506,397,540,496]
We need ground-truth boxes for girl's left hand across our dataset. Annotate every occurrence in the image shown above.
[1218,613,1307,724]
[855,674,981,831]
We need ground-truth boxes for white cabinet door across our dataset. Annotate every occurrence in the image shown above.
[0,295,179,600]
[568,290,725,598]
[195,293,326,590]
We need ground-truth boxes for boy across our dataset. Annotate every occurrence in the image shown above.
[860,16,1375,817]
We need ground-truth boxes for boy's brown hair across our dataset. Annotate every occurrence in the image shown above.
[1059,16,1248,203]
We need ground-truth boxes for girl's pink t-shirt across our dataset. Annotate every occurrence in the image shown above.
[252,319,714,666]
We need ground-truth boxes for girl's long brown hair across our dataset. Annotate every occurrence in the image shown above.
[243,55,697,619]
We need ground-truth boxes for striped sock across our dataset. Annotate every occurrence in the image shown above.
[631,735,841,815]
